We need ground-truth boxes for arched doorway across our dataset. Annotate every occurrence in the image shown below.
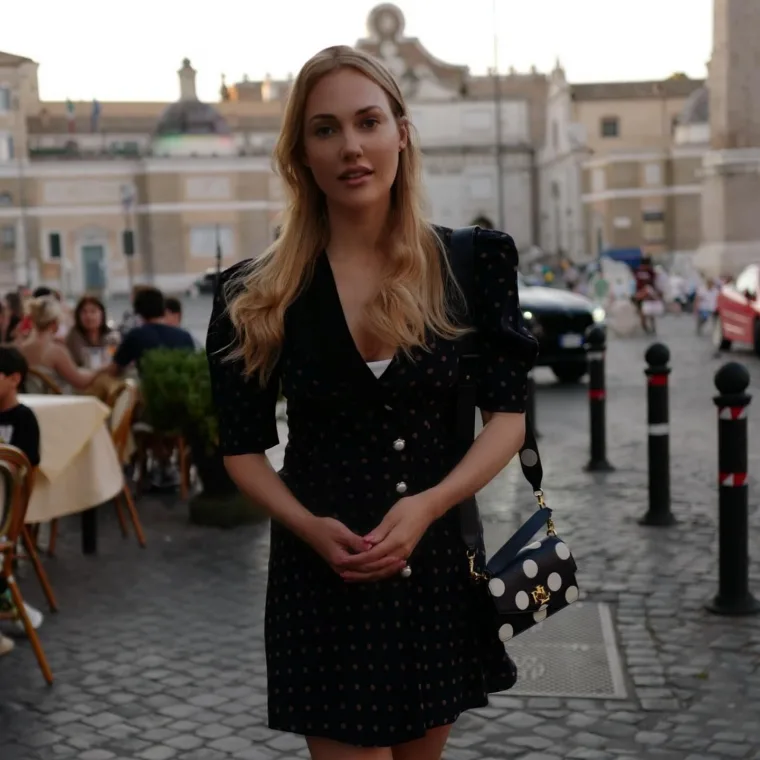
[471,215,494,229]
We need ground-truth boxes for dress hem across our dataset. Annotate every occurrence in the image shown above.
[268,696,491,748]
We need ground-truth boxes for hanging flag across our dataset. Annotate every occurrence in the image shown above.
[90,99,101,132]
[65,99,76,134]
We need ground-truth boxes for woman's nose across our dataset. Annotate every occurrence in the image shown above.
[340,128,363,159]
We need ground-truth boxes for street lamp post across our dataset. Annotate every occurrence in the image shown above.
[215,224,223,277]
[120,184,135,295]
[12,95,32,288]
[492,0,506,231]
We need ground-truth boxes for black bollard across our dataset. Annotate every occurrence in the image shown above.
[706,362,760,616]
[639,343,676,526]
[584,325,615,472]
[526,371,540,439]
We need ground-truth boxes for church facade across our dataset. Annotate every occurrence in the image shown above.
[0,3,712,295]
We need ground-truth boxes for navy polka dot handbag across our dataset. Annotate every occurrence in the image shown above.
[450,227,579,643]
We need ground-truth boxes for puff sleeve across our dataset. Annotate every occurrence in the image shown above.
[205,262,281,455]
[472,229,539,413]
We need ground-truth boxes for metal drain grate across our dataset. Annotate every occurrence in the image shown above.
[503,602,628,699]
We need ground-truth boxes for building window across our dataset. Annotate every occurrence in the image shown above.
[189,225,235,259]
[0,88,10,113]
[47,232,62,260]
[642,210,666,243]
[644,163,662,186]
[600,117,619,138]
[0,192,11,206]
[552,120,559,149]
[0,133,13,162]
[0,225,15,250]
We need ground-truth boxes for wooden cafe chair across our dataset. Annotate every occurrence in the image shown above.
[0,444,57,685]
[109,380,146,548]
[23,367,63,396]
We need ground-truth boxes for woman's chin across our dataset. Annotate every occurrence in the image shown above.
[328,186,390,213]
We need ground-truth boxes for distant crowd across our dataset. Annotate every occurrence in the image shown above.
[1,285,195,398]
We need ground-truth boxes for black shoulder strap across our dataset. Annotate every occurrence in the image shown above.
[449,226,547,554]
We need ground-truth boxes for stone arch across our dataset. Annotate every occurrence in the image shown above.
[471,215,494,229]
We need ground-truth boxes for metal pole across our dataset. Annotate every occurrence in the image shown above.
[492,0,505,230]
[583,325,614,472]
[120,185,135,296]
[639,342,675,526]
[706,361,760,616]
[215,224,223,277]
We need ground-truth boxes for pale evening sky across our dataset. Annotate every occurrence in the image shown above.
[2,0,713,103]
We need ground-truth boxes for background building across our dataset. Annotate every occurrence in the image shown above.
[0,3,718,295]
[694,0,760,276]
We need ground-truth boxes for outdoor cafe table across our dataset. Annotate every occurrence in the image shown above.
[20,394,123,554]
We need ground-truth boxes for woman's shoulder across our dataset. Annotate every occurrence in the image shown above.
[432,224,519,270]
[214,258,263,305]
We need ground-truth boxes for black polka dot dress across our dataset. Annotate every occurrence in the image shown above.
[206,226,538,748]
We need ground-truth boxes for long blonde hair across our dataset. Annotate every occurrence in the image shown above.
[226,45,464,385]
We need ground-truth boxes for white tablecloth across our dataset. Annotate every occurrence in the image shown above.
[20,394,124,523]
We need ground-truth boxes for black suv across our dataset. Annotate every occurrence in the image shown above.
[518,275,606,383]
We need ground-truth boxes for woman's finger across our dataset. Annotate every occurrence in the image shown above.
[336,525,372,554]
[338,536,400,568]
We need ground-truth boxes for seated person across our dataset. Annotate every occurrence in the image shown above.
[16,296,99,393]
[164,297,200,349]
[103,287,195,377]
[0,347,44,656]
[66,295,118,368]
[102,288,194,490]
[163,297,182,327]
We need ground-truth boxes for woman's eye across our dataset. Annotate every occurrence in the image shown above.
[362,118,380,129]
[314,125,334,137]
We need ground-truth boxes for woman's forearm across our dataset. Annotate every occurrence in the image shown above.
[224,454,316,539]
[422,412,526,520]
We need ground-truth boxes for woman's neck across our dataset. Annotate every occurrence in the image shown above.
[83,328,100,344]
[326,201,390,263]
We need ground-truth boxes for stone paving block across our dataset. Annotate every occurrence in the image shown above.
[138,747,178,760]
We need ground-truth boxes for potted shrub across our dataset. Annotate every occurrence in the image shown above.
[139,348,266,528]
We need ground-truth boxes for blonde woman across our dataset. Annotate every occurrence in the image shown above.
[206,46,537,760]
[17,296,98,392]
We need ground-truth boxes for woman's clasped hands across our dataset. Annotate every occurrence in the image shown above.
[303,494,438,583]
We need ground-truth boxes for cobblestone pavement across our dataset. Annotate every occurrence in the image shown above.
[3,312,760,759]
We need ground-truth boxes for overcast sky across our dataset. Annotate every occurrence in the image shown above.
[2,0,713,103]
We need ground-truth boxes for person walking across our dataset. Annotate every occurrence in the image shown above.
[206,45,537,760]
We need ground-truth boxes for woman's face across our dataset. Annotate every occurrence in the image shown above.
[302,67,407,213]
[79,302,103,332]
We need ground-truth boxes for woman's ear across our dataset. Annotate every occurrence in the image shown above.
[398,118,409,151]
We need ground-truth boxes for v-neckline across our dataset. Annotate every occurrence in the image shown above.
[319,251,398,382]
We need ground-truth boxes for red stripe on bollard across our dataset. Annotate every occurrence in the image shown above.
[719,472,747,487]
[648,374,668,386]
[589,389,605,400]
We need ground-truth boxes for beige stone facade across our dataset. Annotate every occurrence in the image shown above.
[0,3,716,294]
[694,0,760,276]
[540,65,705,263]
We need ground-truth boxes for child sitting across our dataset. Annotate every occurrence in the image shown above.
[0,346,43,656]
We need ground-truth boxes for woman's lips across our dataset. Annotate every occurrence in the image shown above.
[338,168,374,187]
